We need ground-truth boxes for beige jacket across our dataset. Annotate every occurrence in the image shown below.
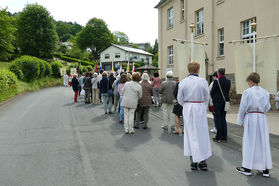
[121,81,142,109]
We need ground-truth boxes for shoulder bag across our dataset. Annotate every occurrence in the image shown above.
[217,79,230,112]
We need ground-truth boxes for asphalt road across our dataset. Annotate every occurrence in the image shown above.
[0,87,278,186]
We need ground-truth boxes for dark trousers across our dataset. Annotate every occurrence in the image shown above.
[135,107,150,128]
[78,85,82,96]
[213,102,227,140]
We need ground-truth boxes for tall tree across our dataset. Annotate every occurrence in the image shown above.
[55,21,82,42]
[16,4,58,58]
[76,18,114,60]
[113,31,129,45]
[0,8,16,60]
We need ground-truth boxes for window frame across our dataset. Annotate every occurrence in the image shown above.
[181,0,185,21]
[115,53,120,59]
[241,18,257,43]
[105,54,110,59]
[196,9,204,36]
[218,28,224,56]
[168,7,174,28]
[168,46,174,65]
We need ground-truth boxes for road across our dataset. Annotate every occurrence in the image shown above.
[0,87,278,186]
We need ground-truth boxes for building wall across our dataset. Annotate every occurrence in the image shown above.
[157,0,279,79]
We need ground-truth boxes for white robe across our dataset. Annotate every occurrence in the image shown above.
[237,86,272,170]
[178,76,212,163]
[63,75,69,86]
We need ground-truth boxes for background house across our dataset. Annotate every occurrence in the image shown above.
[100,44,153,71]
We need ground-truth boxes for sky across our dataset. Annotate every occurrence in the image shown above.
[1,0,159,45]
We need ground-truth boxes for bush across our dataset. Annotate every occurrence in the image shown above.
[53,53,94,66]
[51,61,62,78]
[86,65,93,72]
[0,69,18,102]
[80,66,88,74]
[10,56,40,82]
[9,63,24,80]
[38,59,46,78]
[43,61,52,76]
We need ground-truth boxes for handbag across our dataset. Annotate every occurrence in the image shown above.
[208,105,214,113]
[217,79,230,112]
[107,79,114,97]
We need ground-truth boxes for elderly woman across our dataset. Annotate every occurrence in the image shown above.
[91,73,99,104]
[118,73,128,124]
[159,71,176,130]
[152,72,162,107]
[134,73,153,129]
[99,71,113,114]
[121,72,142,134]
[83,72,92,104]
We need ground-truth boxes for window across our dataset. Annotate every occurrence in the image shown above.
[141,58,145,62]
[181,0,185,20]
[218,28,224,56]
[242,18,256,43]
[105,54,110,59]
[168,7,173,28]
[168,46,173,65]
[115,53,120,58]
[196,9,204,35]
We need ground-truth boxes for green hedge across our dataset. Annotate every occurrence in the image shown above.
[54,53,94,66]
[9,56,53,82]
[51,61,62,78]
[0,69,18,102]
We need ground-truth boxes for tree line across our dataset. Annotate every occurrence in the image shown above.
[0,3,158,65]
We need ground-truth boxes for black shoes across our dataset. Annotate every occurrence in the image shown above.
[263,169,270,177]
[235,167,252,176]
[191,163,198,170]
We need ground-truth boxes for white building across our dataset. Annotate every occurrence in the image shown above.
[100,44,153,71]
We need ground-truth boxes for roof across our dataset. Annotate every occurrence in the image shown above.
[154,0,168,8]
[111,44,153,56]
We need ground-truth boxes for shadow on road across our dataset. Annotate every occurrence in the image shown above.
[185,170,217,186]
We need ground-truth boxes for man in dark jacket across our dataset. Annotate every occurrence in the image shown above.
[72,74,79,102]
[83,72,92,104]
[210,68,231,142]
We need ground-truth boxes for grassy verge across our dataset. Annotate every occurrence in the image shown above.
[0,76,63,103]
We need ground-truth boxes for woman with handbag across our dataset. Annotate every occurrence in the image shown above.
[209,72,218,134]
[210,68,231,143]
[100,71,113,114]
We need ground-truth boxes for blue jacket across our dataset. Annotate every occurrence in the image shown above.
[100,77,112,94]
[210,77,231,103]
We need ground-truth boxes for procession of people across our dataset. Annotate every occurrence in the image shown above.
[65,61,273,178]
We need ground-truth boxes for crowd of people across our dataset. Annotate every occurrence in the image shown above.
[66,62,273,177]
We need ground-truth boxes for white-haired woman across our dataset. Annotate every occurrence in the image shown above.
[159,71,176,130]
[135,73,153,129]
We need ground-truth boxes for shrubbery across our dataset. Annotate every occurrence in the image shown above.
[0,69,18,102]
[51,61,62,78]
[9,55,53,82]
[54,53,94,66]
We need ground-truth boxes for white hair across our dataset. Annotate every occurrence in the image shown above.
[166,71,173,78]
[142,73,149,81]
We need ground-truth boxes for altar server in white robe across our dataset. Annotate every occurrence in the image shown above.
[236,72,272,177]
[178,62,212,171]
[63,74,69,86]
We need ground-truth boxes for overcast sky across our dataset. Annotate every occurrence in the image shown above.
[1,0,159,45]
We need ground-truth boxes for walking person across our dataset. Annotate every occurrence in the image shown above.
[209,72,218,134]
[210,68,231,142]
[83,72,92,104]
[121,72,142,134]
[78,73,85,96]
[97,69,104,103]
[172,81,184,135]
[99,71,113,114]
[112,75,120,112]
[72,74,79,102]
[108,72,116,106]
[118,73,128,124]
[63,74,69,87]
[159,71,176,130]
[177,62,212,171]
[91,73,99,104]
[135,73,153,129]
[236,72,272,177]
[152,72,161,107]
